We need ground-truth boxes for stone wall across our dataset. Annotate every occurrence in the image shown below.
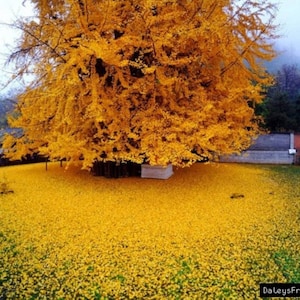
[220,150,294,164]
[248,134,290,150]
[219,133,296,164]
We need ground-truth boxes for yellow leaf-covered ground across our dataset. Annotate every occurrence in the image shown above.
[0,162,299,299]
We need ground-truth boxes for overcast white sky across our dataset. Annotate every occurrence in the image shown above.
[274,0,300,55]
[0,0,300,93]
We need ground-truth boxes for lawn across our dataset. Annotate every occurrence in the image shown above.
[0,162,299,299]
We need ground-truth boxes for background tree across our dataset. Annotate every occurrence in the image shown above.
[273,64,300,101]
[0,90,17,128]
[259,64,300,132]
[3,0,277,168]
[262,92,296,132]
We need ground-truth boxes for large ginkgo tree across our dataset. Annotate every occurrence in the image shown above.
[4,0,277,168]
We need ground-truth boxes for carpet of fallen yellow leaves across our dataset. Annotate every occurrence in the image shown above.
[0,162,299,299]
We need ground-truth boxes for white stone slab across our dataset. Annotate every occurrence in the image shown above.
[141,164,173,179]
[289,148,296,155]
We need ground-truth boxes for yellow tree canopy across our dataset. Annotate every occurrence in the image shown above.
[4,0,277,168]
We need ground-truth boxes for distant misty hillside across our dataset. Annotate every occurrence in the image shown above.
[264,44,300,72]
